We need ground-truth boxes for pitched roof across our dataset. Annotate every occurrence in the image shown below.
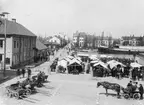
[130,62,143,68]
[36,40,47,50]
[0,18,36,37]
[93,61,108,69]
[68,58,82,66]
[122,36,142,40]
[49,36,61,41]
[44,41,60,45]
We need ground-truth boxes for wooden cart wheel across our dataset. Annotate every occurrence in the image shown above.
[10,93,13,98]
[123,94,130,99]
[133,93,140,100]
[15,93,20,99]
[6,90,10,97]
[7,92,10,97]
[8,91,13,98]
[26,89,31,96]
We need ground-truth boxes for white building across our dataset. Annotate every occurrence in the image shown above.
[79,36,85,47]
[48,36,61,45]
[73,36,77,43]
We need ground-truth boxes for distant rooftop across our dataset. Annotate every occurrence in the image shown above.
[36,40,47,50]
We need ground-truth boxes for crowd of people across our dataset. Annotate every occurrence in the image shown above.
[90,57,144,81]
[100,57,134,65]
[131,67,144,81]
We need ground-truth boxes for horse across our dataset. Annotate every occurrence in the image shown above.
[97,81,121,97]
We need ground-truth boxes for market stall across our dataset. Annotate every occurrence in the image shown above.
[77,53,89,62]
[67,59,83,74]
[107,60,125,69]
[130,62,143,68]
[57,59,68,73]
[89,55,98,60]
[92,61,109,77]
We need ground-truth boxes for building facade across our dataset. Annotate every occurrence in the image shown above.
[0,18,36,68]
[120,35,144,46]
[73,31,87,48]
[48,36,61,45]
[73,31,113,49]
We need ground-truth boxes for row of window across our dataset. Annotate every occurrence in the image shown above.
[14,39,35,49]
[0,39,35,49]
[13,51,33,65]
[79,38,84,41]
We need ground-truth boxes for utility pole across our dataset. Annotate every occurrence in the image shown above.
[1,12,9,77]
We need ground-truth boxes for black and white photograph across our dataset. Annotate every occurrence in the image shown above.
[0,0,144,105]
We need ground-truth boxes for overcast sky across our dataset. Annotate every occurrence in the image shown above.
[1,0,144,38]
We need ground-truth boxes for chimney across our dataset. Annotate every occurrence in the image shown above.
[12,18,16,22]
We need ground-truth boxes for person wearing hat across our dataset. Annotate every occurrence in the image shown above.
[138,84,144,99]
[127,81,133,96]
[22,68,26,78]
[127,81,133,87]
[132,82,138,92]
[27,68,32,78]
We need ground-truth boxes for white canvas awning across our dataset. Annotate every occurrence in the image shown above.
[100,55,107,58]
[107,60,125,69]
[89,55,99,60]
[68,58,82,66]
[77,53,89,57]
[67,55,74,60]
[58,60,68,68]
[63,57,71,62]
[75,57,82,62]
[107,56,113,58]
[107,60,117,64]
[93,61,108,69]
[90,60,99,64]
[130,62,143,68]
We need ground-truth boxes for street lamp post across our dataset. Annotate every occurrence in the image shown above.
[1,12,9,76]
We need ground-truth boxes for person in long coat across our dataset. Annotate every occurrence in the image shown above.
[27,68,32,78]
[138,84,144,99]
[132,68,137,81]
[22,68,26,78]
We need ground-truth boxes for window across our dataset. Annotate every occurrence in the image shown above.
[17,41,19,48]
[6,58,10,64]
[14,41,16,48]
[0,40,3,48]
[0,54,2,61]
[25,39,27,47]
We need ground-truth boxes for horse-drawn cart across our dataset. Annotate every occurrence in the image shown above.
[5,71,48,99]
[5,84,31,99]
[97,81,141,100]
[121,87,141,99]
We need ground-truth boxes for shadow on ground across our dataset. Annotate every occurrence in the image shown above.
[99,93,117,97]
[0,60,49,84]
[0,70,16,84]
